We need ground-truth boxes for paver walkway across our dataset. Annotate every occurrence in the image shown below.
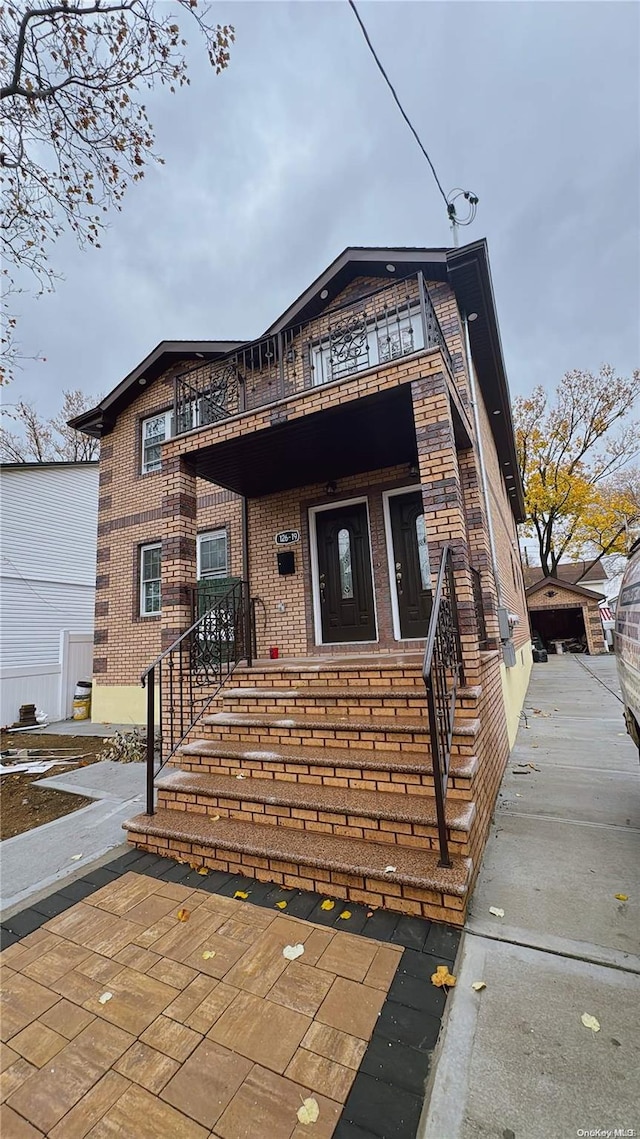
[1,870,404,1138]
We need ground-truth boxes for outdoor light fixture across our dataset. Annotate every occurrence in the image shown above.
[320,289,329,299]
[325,481,337,496]
[467,312,478,322]
[138,377,147,386]
[493,409,501,415]
[386,264,396,272]
[409,462,419,477]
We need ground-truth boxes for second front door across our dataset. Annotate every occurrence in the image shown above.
[389,491,432,639]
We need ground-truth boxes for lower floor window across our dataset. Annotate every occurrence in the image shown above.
[198,529,228,579]
[140,543,161,615]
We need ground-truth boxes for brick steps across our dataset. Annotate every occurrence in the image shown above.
[201,711,480,751]
[221,685,481,714]
[123,808,472,924]
[177,739,478,798]
[155,769,475,853]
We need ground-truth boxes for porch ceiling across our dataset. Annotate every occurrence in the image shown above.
[192,387,421,497]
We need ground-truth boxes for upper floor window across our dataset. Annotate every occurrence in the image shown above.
[311,307,424,386]
[140,543,161,616]
[141,411,172,474]
[197,530,228,579]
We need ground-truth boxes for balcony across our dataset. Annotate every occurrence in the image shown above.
[173,272,454,438]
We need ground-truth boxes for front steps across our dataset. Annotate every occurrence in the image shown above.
[125,654,480,924]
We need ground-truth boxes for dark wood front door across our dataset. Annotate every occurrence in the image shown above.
[315,503,376,643]
[389,491,432,639]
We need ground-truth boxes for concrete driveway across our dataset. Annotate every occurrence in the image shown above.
[420,654,640,1139]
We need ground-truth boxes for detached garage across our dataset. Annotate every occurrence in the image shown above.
[526,577,607,655]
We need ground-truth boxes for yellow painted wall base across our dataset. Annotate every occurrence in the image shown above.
[500,641,533,749]
[91,682,153,725]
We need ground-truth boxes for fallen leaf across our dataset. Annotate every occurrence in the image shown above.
[581,1013,600,1033]
[189,863,198,871]
[471,981,486,991]
[98,992,113,1004]
[297,1097,320,1125]
[236,774,245,780]
[234,891,249,900]
[211,814,220,822]
[366,910,374,918]
[384,865,397,874]
[70,854,83,861]
[431,965,456,988]
[202,950,216,960]
[339,910,351,920]
[176,908,190,922]
[489,906,505,918]
[615,894,629,902]
[197,867,209,876]
[283,943,305,961]
[320,899,335,911]
[275,900,288,909]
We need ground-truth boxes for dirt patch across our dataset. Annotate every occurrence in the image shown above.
[0,731,108,840]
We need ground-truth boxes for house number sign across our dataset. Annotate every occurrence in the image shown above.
[275,530,300,545]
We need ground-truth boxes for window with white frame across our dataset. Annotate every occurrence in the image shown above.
[141,411,172,474]
[197,530,228,579]
[311,307,424,387]
[140,543,161,615]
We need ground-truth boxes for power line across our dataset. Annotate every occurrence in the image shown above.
[347,0,478,234]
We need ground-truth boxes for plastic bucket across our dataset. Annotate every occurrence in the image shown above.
[72,696,91,721]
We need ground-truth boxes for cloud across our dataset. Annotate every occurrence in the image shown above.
[7,0,639,418]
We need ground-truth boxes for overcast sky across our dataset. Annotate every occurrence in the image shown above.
[8,0,640,419]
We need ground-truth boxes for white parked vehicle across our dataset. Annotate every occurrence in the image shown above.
[615,538,640,756]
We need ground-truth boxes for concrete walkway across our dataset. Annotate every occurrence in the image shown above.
[0,762,144,912]
[420,654,640,1139]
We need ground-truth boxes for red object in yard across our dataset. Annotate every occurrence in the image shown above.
[269,646,279,659]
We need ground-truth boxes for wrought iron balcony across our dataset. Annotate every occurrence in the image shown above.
[174,272,454,437]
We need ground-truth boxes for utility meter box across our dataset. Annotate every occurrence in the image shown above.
[502,640,517,668]
[497,606,511,641]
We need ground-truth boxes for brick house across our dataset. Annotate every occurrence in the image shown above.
[73,242,530,924]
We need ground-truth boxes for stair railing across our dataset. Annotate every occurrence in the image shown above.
[141,580,252,816]
[422,545,464,868]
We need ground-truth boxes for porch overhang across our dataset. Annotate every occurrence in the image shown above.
[191,386,429,498]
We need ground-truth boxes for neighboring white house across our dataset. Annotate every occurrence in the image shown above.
[0,462,99,726]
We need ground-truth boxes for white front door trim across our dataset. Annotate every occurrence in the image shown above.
[309,496,379,647]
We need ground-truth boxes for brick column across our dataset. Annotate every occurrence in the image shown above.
[457,448,501,649]
[411,373,481,685]
[160,454,197,651]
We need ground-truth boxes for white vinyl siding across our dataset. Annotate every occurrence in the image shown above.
[140,543,161,615]
[141,411,172,474]
[0,464,98,722]
[197,530,228,579]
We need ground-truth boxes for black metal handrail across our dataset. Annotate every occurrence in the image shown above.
[173,272,454,435]
[422,545,464,868]
[470,566,489,648]
[141,580,252,815]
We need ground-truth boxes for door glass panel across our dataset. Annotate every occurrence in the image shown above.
[338,528,354,599]
[415,513,430,590]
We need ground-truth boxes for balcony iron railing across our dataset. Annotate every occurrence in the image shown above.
[174,272,454,436]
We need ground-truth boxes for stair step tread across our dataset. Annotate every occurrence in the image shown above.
[203,711,480,737]
[224,685,481,702]
[157,769,475,831]
[124,809,472,896]
[234,653,424,675]
[178,739,478,779]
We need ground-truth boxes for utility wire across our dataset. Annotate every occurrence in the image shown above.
[347,0,448,207]
[347,0,478,230]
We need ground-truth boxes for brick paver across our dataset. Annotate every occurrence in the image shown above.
[0,872,402,1137]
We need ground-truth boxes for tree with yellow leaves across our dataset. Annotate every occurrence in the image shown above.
[514,366,640,577]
